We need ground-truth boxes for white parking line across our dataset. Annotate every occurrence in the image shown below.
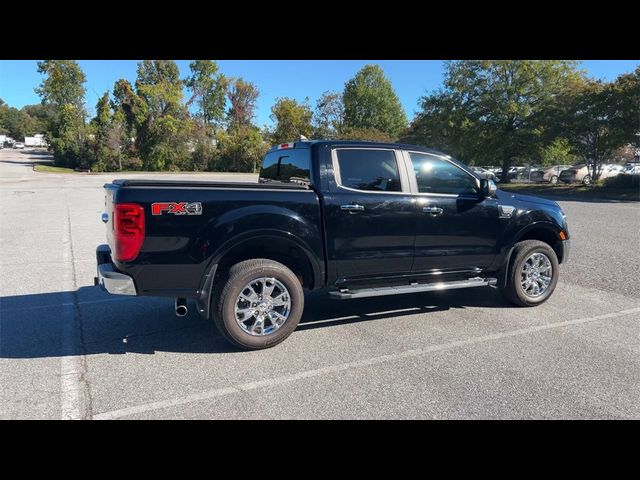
[93,305,640,420]
[60,189,89,420]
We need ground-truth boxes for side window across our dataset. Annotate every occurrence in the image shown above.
[336,149,401,192]
[409,152,478,195]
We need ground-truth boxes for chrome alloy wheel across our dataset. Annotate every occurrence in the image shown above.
[520,253,553,297]
[234,277,291,336]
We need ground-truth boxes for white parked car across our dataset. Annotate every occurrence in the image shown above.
[621,163,640,175]
[13,142,25,149]
[599,164,624,180]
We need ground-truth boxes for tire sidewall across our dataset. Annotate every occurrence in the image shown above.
[219,264,304,349]
[509,241,559,306]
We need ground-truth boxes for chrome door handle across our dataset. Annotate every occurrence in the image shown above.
[340,204,365,212]
[423,206,443,215]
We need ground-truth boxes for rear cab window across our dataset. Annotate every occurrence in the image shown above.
[334,149,402,192]
[259,149,311,186]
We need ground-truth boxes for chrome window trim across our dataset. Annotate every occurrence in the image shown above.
[401,150,481,197]
[331,147,411,195]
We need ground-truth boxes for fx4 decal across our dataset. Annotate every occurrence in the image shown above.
[151,202,203,216]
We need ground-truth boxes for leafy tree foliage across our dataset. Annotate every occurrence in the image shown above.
[313,91,344,139]
[227,78,259,128]
[343,65,407,139]
[215,126,268,173]
[35,60,86,109]
[270,97,313,144]
[403,61,582,181]
[184,60,228,129]
[35,60,87,167]
[537,137,576,167]
[550,75,638,180]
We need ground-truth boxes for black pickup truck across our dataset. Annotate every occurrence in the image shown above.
[96,140,570,349]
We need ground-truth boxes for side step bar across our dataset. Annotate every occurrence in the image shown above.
[329,277,497,300]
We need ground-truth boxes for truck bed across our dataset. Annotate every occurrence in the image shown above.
[111,179,310,190]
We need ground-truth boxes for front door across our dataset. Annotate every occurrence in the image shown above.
[404,151,502,273]
[323,147,416,281]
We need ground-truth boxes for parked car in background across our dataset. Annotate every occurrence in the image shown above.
[559,165,592,185]
[469,166,496,181]
[13,142,25,150]
[599,164,625,180]
[530,165,572,184]
[621,163,640,175]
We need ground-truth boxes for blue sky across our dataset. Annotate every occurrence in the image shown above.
[1,60,638,127]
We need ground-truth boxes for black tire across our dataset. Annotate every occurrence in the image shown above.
[500,240,559,307]
[582,174,592,185]
[211,258,304,350]
[550,175,558,184]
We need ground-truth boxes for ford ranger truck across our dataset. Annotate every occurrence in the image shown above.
[96,140,570,350]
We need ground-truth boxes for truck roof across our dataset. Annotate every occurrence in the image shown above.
[267,140,453,159]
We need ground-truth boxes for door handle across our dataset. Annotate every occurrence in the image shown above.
[340,204,365,213]
[423,206,443,216]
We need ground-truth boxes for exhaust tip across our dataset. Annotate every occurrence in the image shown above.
[175,298,188,317]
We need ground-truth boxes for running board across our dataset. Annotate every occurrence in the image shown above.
[329,277,497,300]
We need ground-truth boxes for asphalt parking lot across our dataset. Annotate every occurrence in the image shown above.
[1,149,639,419]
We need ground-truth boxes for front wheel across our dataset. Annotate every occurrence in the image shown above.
[501,240,559,307]
[582,175,592,185]
[549,175,558,184]
[212,259,304,350]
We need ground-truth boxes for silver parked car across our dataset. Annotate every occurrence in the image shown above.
[530,165,572,184]
[559,164,592,185]
[469,166,497,181]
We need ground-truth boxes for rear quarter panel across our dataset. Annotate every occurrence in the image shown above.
[110,185,323,297]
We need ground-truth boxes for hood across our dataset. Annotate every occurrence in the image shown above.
[495,190,560,208]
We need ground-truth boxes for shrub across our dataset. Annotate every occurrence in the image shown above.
[602,174,640,189]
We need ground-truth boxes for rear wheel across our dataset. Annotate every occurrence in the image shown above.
[501,240,559,307]
[582,174,592,185]
[549,175,558,184]
[212,258,304,350]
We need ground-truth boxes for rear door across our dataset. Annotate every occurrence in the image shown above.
[322,147,416,281]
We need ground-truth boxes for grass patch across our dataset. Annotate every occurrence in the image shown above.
[33,162,75,173]
[499,182,639,201]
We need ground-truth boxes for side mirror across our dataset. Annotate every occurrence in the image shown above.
[479,178,497,198]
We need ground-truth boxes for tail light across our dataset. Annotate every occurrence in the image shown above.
[113,203,145,262]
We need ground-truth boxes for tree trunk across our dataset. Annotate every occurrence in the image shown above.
[501,154,511,183]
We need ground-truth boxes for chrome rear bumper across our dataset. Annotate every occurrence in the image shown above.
[95,244,137,295]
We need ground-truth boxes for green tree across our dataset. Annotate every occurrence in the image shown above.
[184,60,228,129]
[22,103,55,134]
[552,76,637,181]
[406,61,581,181]
[35,60,86,109]
[611,66,640,155]
[215,125,268,173]
[134,60,191,170]
[48,104,88,168]
[0,107,36,140]
[338,126,395,143]
[342,64,407,139]
[313,91,344,139]
[35,60,87,167]
[537,137,576,167]
[270,97,313,144]
[227,78,259,129]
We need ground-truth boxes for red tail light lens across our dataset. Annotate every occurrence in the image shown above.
[113,203,145,262]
